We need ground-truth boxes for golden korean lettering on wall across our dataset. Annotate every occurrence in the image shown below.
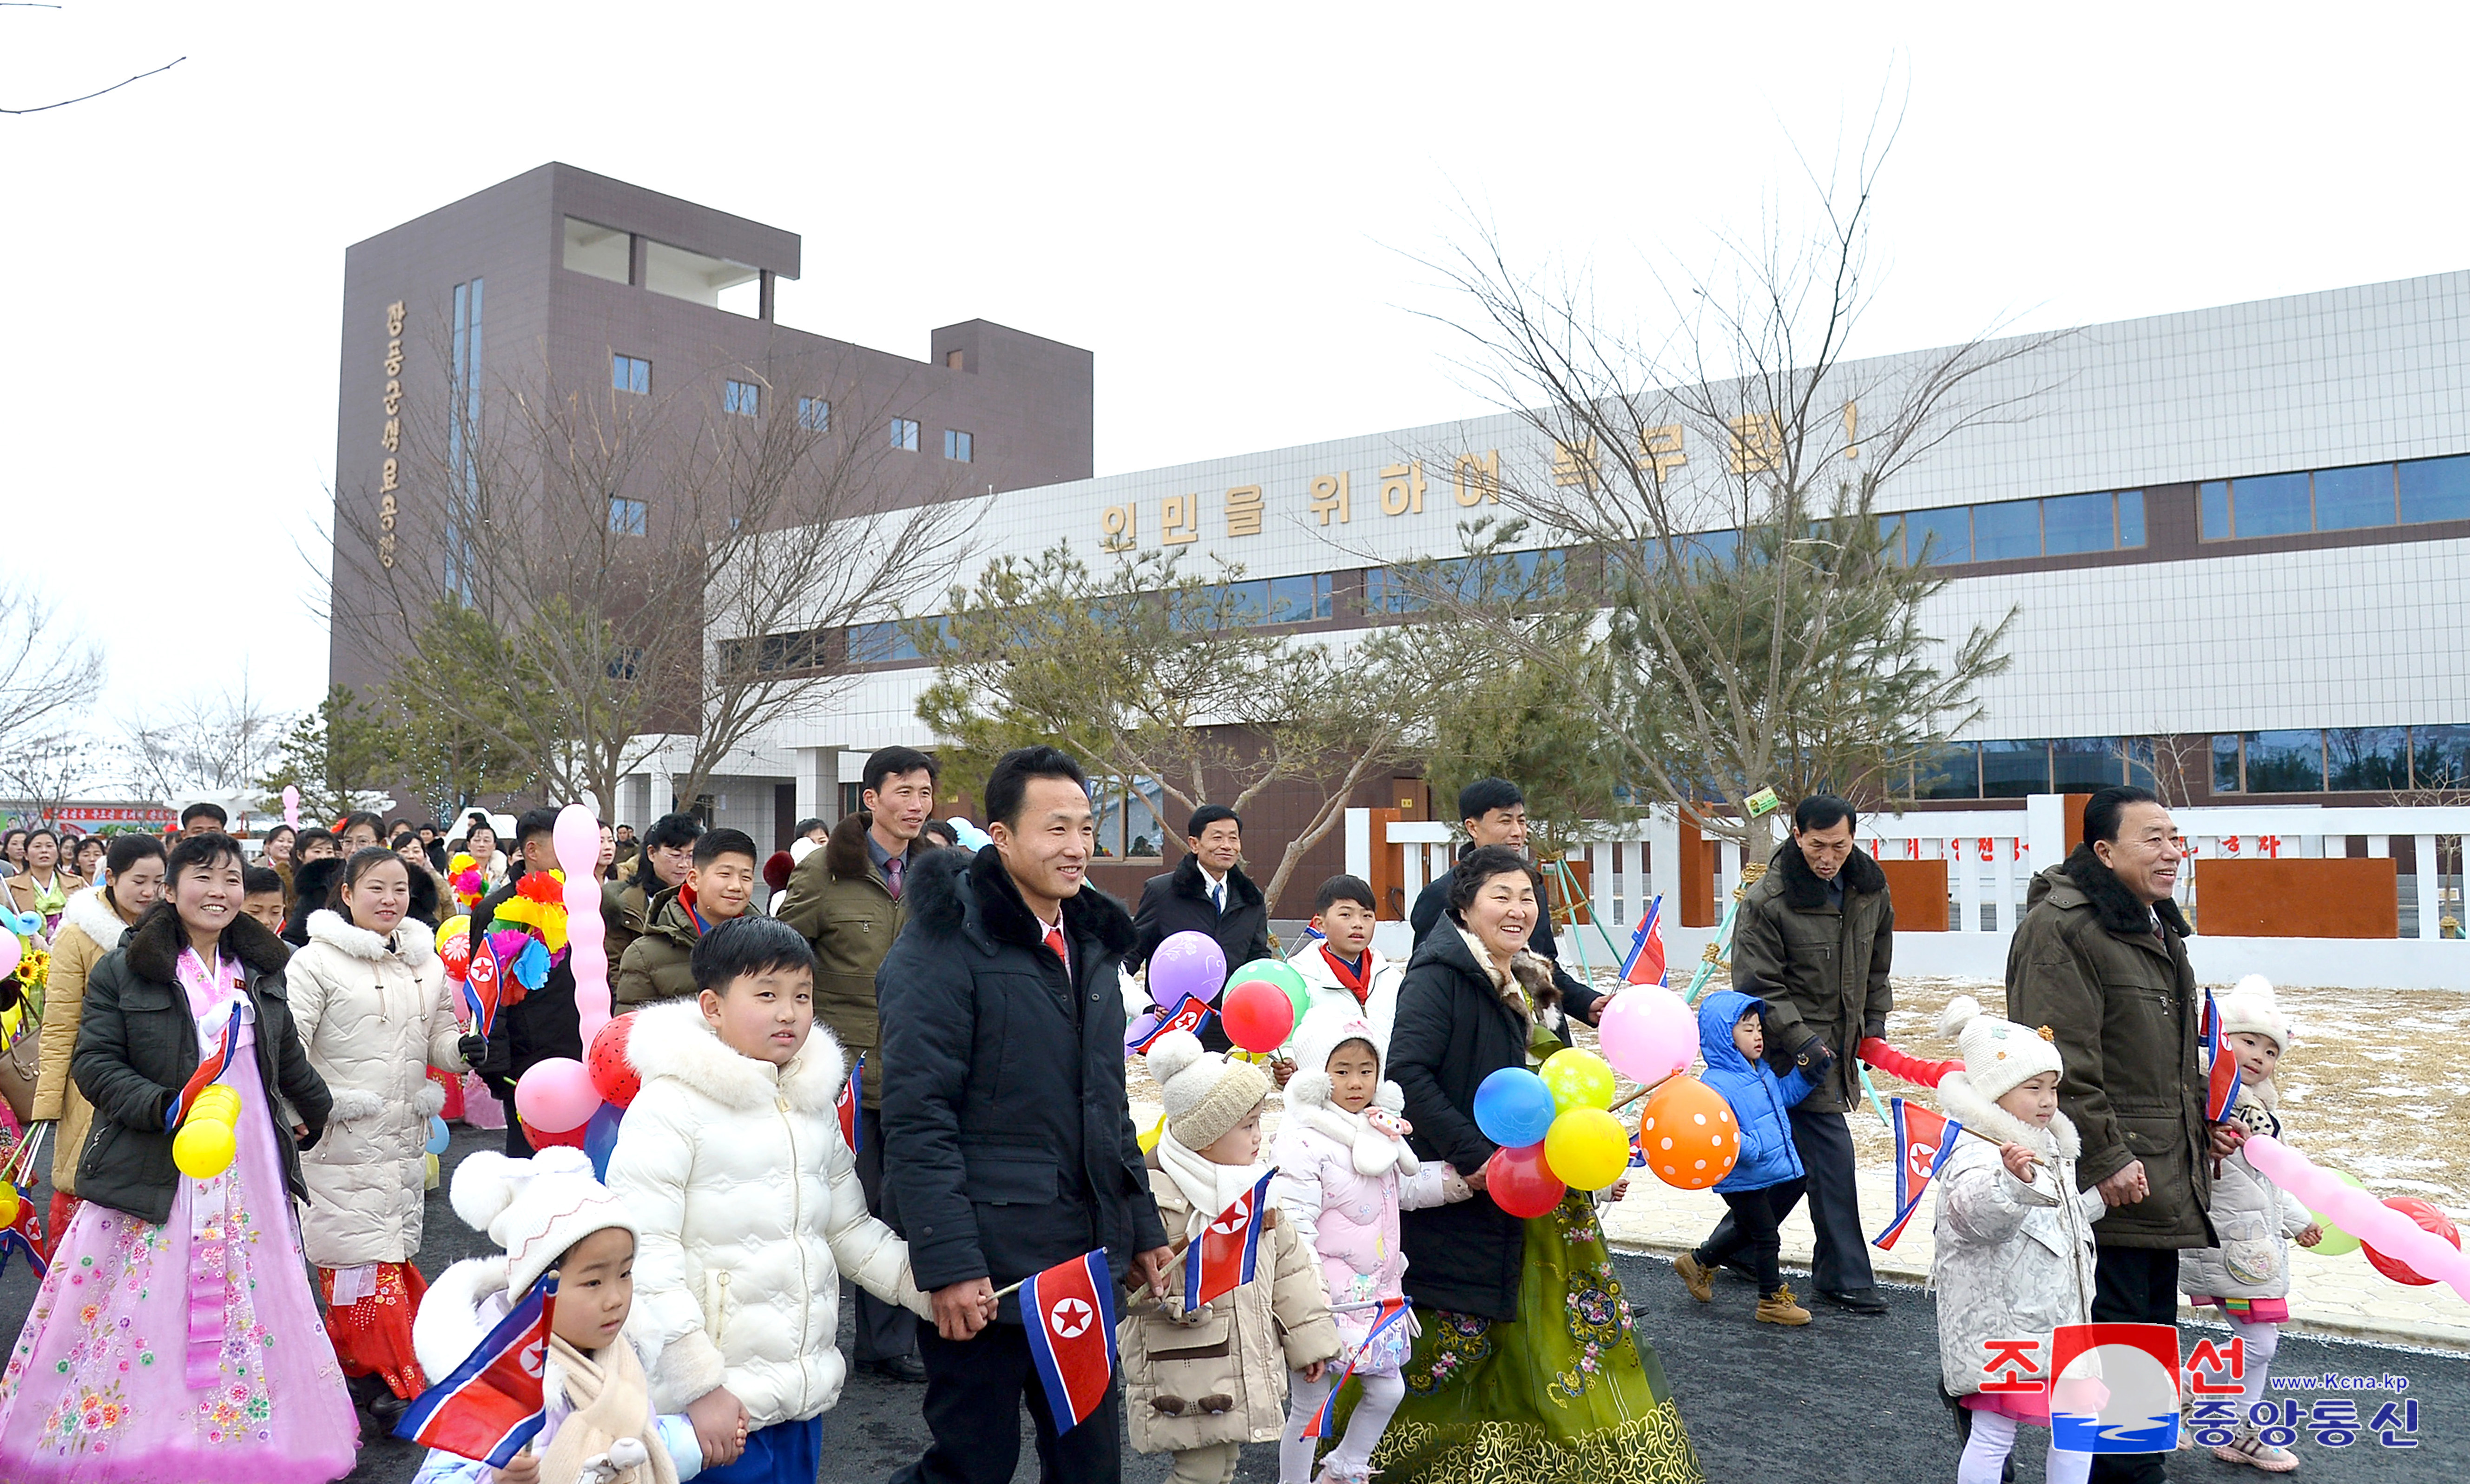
[378,300,405,568]
[1088,448,1507,546]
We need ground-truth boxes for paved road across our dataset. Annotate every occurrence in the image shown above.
[2,1126,2460,1481]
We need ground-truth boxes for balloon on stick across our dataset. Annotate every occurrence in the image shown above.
[588,1012,642,1108]
[553,803,612,1044]
[2362,1197,2462,1287]
[2306,1168,2367,1258]
[514,1057,600,1133]
[1539,1047,1617,1112]
[2243,1135,2470,1300]
[1473,1067,1557,1148]
[1150,932,1229,1005]
[0,933,19,982]
[1220,979,1296,1053]
[282,785,301,829]
[1542,1107,1630,1190]
[425,1115,452,1156]
[1639,1074,1739,1190]
[1596,986,1697,1086]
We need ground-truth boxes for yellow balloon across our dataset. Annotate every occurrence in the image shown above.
[0,1183,18,1228]
[173,1118,237,1180]
[1540,1047,1618,1113]
[437,914,472,945]
[1542,1107,1632,1191]
[189,1085,241,1124]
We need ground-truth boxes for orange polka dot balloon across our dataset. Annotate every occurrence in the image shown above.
[1639,1074,1739,1190]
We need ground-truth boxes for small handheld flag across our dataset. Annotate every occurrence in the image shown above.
[836,1052,864,1153]
[1618,895,1668,987]
[462,935,505,1041]
[2201,992,2243,1125]
[1300,1297,1409,1440]
[0,1185,45,1282]
[1873,1098,1963,1250]
[163,1003,244,1133]
[1022,1250,1120,1436]
[1183,1169,1276,1315]
[395,1274,558,1465]
[1132,995,1216,1054]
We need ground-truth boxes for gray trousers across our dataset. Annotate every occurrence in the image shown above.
[1703,1103,1875,1293]
[849,1103,919,1363]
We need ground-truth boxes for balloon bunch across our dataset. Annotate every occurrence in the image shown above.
[172,1084,244,1179]
[2240,1135,2468,1296]
[1586,984,1743,1191]
[1221,957,1308,1055]
[1472,1048,1633,1216]
[507,806,629,1175]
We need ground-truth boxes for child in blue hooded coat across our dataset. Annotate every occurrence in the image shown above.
[1670,989,1835,1326]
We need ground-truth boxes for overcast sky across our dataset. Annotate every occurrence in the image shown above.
[9,2,2470,718]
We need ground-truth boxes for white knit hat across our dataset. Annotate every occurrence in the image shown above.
[451,1147,639,1298]
[1146,1030,1272,1151]
[1285,1007,1393,1113]
[1939,996,2066,1105]
[2216,973,2298,1052]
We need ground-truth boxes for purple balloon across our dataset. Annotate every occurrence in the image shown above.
[1151,930,1229,1004]
[1123,1009,1164,1053]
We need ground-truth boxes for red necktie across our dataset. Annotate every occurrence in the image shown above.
[1044,923,1068,971]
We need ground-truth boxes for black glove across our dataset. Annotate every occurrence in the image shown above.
[457,1033,489,1070]
[1799,1039,1839,1083]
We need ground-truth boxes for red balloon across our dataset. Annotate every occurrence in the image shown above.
[2362,1196,2462,1286]
[588,1012,641,1109]
[522,1118,589,1151]
[1485,1141,1567,1218]
[438,932,471,978]
[1219,979,1296,1054]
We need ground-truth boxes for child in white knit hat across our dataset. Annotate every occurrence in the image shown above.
[1123,1030,1341,1484]
[1930,996,2109,1484]
[411,1146,717,1484]
[2180,974,2322,1473]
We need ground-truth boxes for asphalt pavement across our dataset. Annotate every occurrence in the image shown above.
[1,1125,2460,1481]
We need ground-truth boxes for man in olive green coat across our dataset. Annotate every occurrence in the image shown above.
[2007,785,2239,1484]
[1721,793,1895,1314]
[609,827,761,1008]
[772,744,940,1381]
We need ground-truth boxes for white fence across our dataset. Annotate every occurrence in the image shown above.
[1345,798,2470,991]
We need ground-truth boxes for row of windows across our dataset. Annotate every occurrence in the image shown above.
[1167,573,1336,629]
[2201,456,2470,540]
[1915,738,2165,800]
[1888,490,2146,565]
[2213,726,2470,793]
[610,356,969,460]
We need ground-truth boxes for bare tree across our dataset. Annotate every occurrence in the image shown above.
[327,331,977,816]
[1416,118,2050,853]
[118,674,287,808]
[0,729,103,825]
[0,584,105,768]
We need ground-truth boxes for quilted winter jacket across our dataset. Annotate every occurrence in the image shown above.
[605,1000,931,1427]
[2180,1085,2314,1301]
[1931,1070,2108,1399]
[1286,942,1403,1054]
[288,909,466,1267]
[31,884,139,1194]
[1694,989,1823,1194]
[1269,1074,1454,1315]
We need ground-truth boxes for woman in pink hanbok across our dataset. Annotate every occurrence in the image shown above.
[0,832,355,1482]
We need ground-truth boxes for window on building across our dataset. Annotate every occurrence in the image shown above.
[2414,724,2470,790]
[2400,455,2470,524]
[2051,737,2124,791]
[2244,730,2326,793]
[2117,490,2147,548]
[2041,492,2116,556]
[1915,743,1980,800]
[1267,572,1333,624]
[890,417,920,451]
[1906,505,1971,565]
[2122,737,2160,793]
[563,218,631,284]
[724,379,760,417]
[2213,733,2246,793]
[798,397,830,432]
[2312,464,2397,531]
[613,354,651,395]
[607,496,648,537]
[1971,500,2039,562]
[946,349,964,370]
[2230,473,2312,538]
[848,616,948,663]
[944,429,973,462]
[2200,481,2232,539]
[2325,727,2409,791]
[1980,739,2051,798]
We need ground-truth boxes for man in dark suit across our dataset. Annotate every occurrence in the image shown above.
[1408,777,1601,1025]
[1126,805,1275,1050]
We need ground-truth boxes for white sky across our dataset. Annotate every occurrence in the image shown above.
[8,1,2470,716]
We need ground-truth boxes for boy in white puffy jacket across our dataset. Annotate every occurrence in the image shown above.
[1285,876,1403,1052]
[606,916,932,1484]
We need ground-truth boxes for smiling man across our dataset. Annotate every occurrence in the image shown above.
[612,827,764,1009]
[877,745,1172,1484]
[1127,804,1273,1051]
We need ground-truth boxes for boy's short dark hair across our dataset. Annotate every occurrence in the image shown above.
[1313,874,1377,916]
[694,828,759,867]
[1185,804,1241,840]
[515,806,563,848]
[984,745,1087,828]
[863,745,941,797]
[919,819,961,848]
[691,915,817,993]
[1456,777,1524,824]
[180,801,229,828]
[1792,794,1857,833]
[793,817,828,837]
[242,866,283,896]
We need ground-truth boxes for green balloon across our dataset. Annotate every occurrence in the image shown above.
[1228,959,1311,1025]
[2308,1168,2367,1259]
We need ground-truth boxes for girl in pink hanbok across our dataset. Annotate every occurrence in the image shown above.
[0,832,356,1483]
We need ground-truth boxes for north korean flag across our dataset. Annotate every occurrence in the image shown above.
[1618,895,1668,987]
[1131,995,1216,1055]
[1872,1099,1963,1250]
[0,1184,44,1282]
[836,1052,864,1153]
[1183,1169,1275,1315]
[462,935,506,1041]
[395,1273,558,1465]
[2201,992,2243,1125]
[1022,1249,1120,1436]
[163,1002,243,1133]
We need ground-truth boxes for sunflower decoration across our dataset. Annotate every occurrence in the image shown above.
[0,938,45,1029]
[447,852,487,913]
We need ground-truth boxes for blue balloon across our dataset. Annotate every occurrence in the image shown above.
[583,1100,626,1181]
[425,1115,451,1156]
[1473,1067,1556,1149]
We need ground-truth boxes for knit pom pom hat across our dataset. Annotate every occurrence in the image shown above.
[2217,973,2299,1053]
[1938,995,2066,1106]
[450,1146,639,1298]
[1146,1029,1272,1152]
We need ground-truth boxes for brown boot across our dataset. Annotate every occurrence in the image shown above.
[1756,1284,1811,1326]
[1673,1251,1714,1303]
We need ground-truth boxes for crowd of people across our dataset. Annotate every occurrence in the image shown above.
[0,757,2319,1484]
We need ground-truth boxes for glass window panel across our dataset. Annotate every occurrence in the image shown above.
[1915,743,1979,800]
[2325,727,2408,791]
[1906,506,1971,564]
[2200,481,2231,539]
[2051,737,2123,791]
[1981,740,2050,798]
[1687,529,1739,570]
[2042,492,2116,555]
[2243,729,2325,793]
[2117,491,2147,548]
[2312,464,2396,531]
[2213,734,2246,793]
[2122,738,2159,793]
[2230,472,2311,537]
[1877,513,1905,563]
[1267,573,1330,623]
[1971,500,2041,561]
[2399,455,2470,524]
[2412,724,2470,790]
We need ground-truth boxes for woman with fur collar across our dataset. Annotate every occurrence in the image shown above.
[1931,997,2108,1484]
[287,847,471,1421]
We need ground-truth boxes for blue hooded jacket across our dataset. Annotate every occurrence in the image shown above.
[1697,988,1825,1194]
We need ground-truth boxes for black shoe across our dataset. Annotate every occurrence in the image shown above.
[1818,1287,1888,1315]
[1719,1260,1763,1285]
[368,1389,409,1424]
[865,1354,929,1383]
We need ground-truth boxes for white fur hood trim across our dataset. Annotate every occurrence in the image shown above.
[1282,1075,1416,1178]
[1936,1070,2081,1160]
[306,907,438,967]
[622,998,845,1113]
[57,884,132,952]
[413,1256,510,1383]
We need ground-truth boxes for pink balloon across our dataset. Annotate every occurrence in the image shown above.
[281,785,301,829]
[0,934,19,981]
[514,1057,601,1133]
[2244,1135,2470,1301]
[1150,931,1229,1005]
[1597,986,1697,1085]
[553,803,613,1044]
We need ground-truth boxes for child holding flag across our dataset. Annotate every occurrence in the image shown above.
[1672,990,1832,1325]
[1930,996,2108,1484]
[409,1145,716,1483]
[1126,1030,1339,1484]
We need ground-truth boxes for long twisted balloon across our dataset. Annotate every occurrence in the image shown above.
[553,804,612,1045]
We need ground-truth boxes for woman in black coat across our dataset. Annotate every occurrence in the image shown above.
[1379,845,1702,1482]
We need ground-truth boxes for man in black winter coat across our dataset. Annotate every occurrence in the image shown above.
[1126,804,1274,1052]
[879,746,1174,1484]
[1408,777,1601,1025]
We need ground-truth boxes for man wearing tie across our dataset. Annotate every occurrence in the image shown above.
[1129,804,1275,1051]
[775,742,941,1381]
